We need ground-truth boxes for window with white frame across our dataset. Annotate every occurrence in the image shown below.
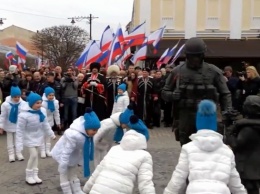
[251,0,260,29]
[205,0,220,30]
[161,0,175,29]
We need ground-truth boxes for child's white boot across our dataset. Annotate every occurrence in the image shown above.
[45,143,52,157]
[25,169,37,185]
[7,147,15,163]
[16,151,24,161]
[40,144,46,158]
[33,168,42,184]
[70,179,85,194]
[61,182,73,194]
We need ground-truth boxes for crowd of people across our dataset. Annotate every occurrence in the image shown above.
[0,37,259,194]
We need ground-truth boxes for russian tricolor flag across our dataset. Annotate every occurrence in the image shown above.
[124,21,146,47]
[107,29,123,66]
[12,58,17,65]
[152,26,166,54]
[130,38,148,65]
[5,51,14,60]
[75,41,93,69]
[162,40,180,64]
[169,44,185,65]
[16,41,28,60]
[100,25,114,52]
[96,50,109,66]
[85,41,102,67]
[156,48,170,69]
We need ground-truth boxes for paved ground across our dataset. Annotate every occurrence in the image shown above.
[0,127,181,194]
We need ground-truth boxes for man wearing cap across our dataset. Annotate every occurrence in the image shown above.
[2,65,20,99]
[137,67,158,129]
[162,37,232,146]
[82,62,107,120]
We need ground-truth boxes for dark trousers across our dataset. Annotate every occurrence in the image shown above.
[242,179,260,194]
[164,102,172,125]
[63,97,78,127]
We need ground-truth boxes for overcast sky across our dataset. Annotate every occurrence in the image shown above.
[0,0,133,40]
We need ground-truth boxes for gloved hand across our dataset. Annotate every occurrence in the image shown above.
[90,82,98,87]
[172,91,181,100]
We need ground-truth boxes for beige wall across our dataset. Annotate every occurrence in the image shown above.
[132,0,255,34]
[0,25,35,42]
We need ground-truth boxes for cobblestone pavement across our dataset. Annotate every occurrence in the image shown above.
[0,127,181,194]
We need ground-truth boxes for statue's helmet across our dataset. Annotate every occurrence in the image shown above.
[184,37,207,55]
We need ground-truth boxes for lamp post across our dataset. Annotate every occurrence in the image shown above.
[0,18,6,26]
[36,30,44,64]
[68,14,98,40]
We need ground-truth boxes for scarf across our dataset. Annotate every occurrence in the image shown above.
[113,126,124,142]
[28,110,45,122]
[9,103,20,123]
[114,94,123,102]
[80,132,94,177]
[47,100,55,112]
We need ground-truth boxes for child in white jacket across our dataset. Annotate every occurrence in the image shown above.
[111,83,129,114]
[163,100,247,194]
[83,115,155,194]
[41,87,60,158]
[51,108,100,194]
[94,105,133,167]
[0,84,27,162]
[16,92,56,185]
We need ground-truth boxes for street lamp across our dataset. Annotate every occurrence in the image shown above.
[0,18,7,26]
[36,30,44,64]
[68,14,98,40]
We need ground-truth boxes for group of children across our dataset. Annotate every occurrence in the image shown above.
[0,82,257,194]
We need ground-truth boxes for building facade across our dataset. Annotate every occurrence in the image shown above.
[131,0,260,39]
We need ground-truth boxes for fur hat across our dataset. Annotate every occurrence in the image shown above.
[142,67,150,72]
[107,64,120,76]
[26,92,42,108]
[9,65,17,74]
[10,83,21,97]
[44,87,55,96]
[196,100,217,131]
[119,105,134,124]
[128,115,149,140]
[117,83,126,92]
[90,62,101,72]
[84,108,101,130]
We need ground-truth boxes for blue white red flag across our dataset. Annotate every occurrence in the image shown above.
[107,28,123,66]
[96,50,109,66]
[169,44,185,65]
[75,41,93,69]
[16,41,28,61]
[162,40,181,64]
[156,48,169,69]
[85,41,102,67]
[12,58,17,65]
[5,51,14,60]
[130,38,148,65]
[152,26,166,54]
[124,21,146,47]
[100,25,114,52]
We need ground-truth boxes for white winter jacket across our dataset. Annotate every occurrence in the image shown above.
[94,112,121,151]
[111,91,129,114]
[51,116,89,174]
[0,96,27,132]
[164,130,247,194]
[41,94,60,127]
[16,106,55,152]
[84,130,156,194]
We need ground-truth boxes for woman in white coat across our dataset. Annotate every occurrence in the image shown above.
[83,115,155,194]
[163,100,247,194]
[16,92,56,185]
[93,105,133,167]
[41,87,60,158]
[0,84,27,162]
[51,108,100,194]
[111,83,129,114]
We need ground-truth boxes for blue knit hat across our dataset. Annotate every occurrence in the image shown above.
[10,84,21,97]
[128,115,149,141]
[84,108,101,130]
[118,83,126,92]
[44,87,55,96]
[119,105,134,124]
[26,92,42,108]
[196,100,217,131]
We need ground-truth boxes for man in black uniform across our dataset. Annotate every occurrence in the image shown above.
[161,37,232,146]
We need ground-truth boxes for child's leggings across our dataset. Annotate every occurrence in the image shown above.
[27,147,38,169]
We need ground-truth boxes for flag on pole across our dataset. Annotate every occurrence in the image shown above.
[96,50,109,66]
[100,25,114,52]
[130,38,148,65]
[156,48,169,69]
[107,28,123,66]
[85,41,102,67]
[75,41,93,69]
[169,44,185,65]
[124,21,146,47]
[5,51,14,60]
[16,41,28,61]
[152,26,166,54]
[162,40,181,64]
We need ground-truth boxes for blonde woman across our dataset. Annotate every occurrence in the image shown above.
[237,65,260,110]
